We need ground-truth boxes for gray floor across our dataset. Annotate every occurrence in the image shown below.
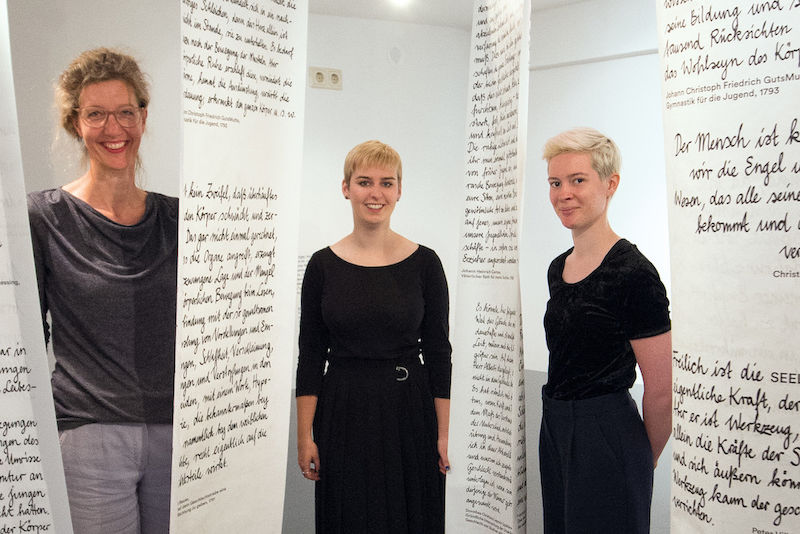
[282,369,671,533]
[283,400,315,532]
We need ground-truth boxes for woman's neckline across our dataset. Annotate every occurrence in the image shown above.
[560,238,626,285]
[59,187,151,227]
[327,244,421,268]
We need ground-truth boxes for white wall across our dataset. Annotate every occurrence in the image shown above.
[300,14,469,286]
[530,0,657,69]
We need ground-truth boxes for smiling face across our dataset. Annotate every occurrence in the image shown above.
[343,164,401,227]
[547,151,618,234]
[74,79,146,175]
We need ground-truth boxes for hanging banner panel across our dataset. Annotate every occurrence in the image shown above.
[171,1,307,531]
[657,2,800,533]
[0,7,73,533]
[446,0,531,532]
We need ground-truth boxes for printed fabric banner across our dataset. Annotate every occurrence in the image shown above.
[446,0,531,532]
[171,0,308,531]
[0,6,73,533]
[657,2,800,533]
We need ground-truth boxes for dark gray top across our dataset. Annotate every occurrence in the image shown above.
[28,188,178,428]
[296,245,452,398]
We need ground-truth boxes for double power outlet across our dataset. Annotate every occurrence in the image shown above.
[309,67,342,90]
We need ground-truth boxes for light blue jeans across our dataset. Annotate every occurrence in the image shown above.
[59,423,172,534]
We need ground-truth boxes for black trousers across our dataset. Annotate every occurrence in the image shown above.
[539,390,653,534]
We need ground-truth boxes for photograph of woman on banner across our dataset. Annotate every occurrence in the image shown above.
[28,48,177,534]
[295,140,452,534]
[539,128,672,534]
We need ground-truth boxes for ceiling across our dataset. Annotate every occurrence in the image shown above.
[308,0,586,31]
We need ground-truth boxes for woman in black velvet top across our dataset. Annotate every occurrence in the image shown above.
[295,140,452,533]
[539,128,671,534]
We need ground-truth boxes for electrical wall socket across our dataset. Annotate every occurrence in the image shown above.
[309,67,342,90]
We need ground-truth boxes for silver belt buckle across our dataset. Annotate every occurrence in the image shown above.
[395,365,409,381]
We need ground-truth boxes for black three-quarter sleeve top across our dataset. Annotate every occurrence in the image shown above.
[295,245,452,399]
[543,239,671,401]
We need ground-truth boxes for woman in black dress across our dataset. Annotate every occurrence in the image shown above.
[539,128,672,533]
[295,140,452,533]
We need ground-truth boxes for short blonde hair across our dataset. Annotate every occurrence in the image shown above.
[343,140,402,185]
[542,127,621,179]
[56,47,149,141]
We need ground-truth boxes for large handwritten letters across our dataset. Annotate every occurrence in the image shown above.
[172,1,307,532]
[0,314,64,534]
[657,2,800,532]
[181,0,301,123]
[0,9,72,532]
[0,195,68,534]
[447,1,530,532]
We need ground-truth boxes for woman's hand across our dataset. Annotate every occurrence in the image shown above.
[434,398,451,475]
[437,436,450,475]
[298,439,320,481]
[296,395,320,480]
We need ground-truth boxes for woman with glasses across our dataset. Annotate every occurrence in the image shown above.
[27,48,177,534]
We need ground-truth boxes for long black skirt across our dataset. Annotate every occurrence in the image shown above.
[313,356,444,534]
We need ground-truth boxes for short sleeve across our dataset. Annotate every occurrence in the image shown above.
[619,259,671,340]
[295,252,329,396]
